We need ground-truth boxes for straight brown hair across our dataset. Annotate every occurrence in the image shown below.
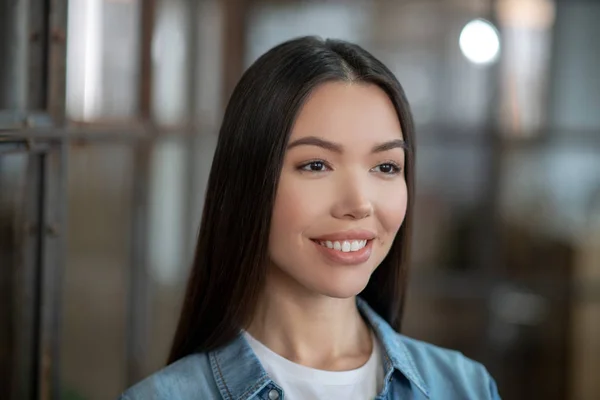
[168,36,416,364]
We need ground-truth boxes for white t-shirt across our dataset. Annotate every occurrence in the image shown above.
[243,331,384,400]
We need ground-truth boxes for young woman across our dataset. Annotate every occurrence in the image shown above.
[120,37,501,399]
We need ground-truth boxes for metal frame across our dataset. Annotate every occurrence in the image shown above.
[2,0,222,393]
[12,151,45,400]
[123,0,156,385]
[1,0,70,397]
[1,127,206,400]
[2,138,65,400]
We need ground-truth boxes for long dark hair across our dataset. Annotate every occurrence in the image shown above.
[168,36,416,364]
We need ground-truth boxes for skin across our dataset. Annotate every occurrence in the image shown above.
[248,81,407,372]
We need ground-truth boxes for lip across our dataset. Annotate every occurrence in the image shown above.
[311,238,374,266]
[311,229,376,242]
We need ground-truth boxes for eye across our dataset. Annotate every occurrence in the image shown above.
[371,162,402,175]
[299,160,330,172]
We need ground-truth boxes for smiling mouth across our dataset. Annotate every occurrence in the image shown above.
[312,239,370,253]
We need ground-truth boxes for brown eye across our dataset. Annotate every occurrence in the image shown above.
[299,160,329,172]
[372,163,401,175]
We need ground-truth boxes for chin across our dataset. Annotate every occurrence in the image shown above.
[311,276,371,299]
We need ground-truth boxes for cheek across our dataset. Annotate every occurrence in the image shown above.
[378,181,408,235]
[270,174,324,238]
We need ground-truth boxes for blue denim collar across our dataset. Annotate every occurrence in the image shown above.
[209,333,273,400]
[356,297,430,398]
[208,297,430,399]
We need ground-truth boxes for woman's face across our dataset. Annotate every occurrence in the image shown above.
[268,81,408,298]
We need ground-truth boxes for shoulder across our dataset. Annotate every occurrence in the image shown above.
[398,334,488,377]
[394,334,501,399]
[118,353,219,400]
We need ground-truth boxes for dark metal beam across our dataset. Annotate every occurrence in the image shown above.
[47,0,68,122]
[222,0,250,110]
[0,0,29,109]
[125,0,156,386]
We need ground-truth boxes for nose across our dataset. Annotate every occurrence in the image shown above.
[331,176,374,220]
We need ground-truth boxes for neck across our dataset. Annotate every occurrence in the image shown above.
[246,268,373,371]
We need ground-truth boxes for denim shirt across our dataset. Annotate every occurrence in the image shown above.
[120,298,501,399]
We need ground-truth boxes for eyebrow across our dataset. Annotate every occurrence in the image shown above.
[286,136,408,154]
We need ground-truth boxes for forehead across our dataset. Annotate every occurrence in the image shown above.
[290,81,403,142]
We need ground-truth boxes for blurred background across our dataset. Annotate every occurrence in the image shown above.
[1,0,599,399]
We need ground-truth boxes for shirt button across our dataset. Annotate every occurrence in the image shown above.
[268,389,280,400]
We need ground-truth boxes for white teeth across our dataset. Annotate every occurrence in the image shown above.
[318,239,368,252]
